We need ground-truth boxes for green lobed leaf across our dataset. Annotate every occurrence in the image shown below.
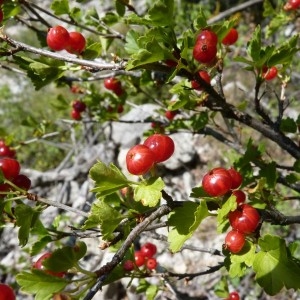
[43,242,87,272]
[16,270,68,300]
[280,117,298,133]
[125,30,141,55]
[115,0,126,17]
[126,0,174,26]
[268,35,299,66]
[50,0,70,15]
[214,276,229,298]
[82,41,102,60]
[253,235,300,295]
[82,199,124,239]
[30,236,53,256]
[15,203,42,247]
[258,161,277,189]
[90,161,129,196]
[168,201,209,252]
[133,177,165,207]
[247,25,262,62]
[217,195,237,233]
[126,38,168,70]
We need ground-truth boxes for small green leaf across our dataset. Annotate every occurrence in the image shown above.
[90,161,129,196]
[133,177,164,207]
[126,38,167,70]
[15,203,41,247]
[82,199,124,239]
[115,0,126,16]
[16,270,68,300]
[82,42,102,60]
[268,35,299,66]
[168,201,208,252]
[43,242,87,272]
[253,235,300,295]
[50,0,70,15]
[247,25,261,62]
[125,30,141,55]
[280,117,297,133]
[258,161,277,189]
[217,196,237,233]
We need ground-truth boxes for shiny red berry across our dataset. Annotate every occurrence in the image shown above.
[46,26,70,51]
[0,158,21,180]
[143,134,175,163]
[222,28,239,45]
[227,167,243,189]
[202,167,232,197]
[224,230,245,254]
[126,145,155,175]
[134,251,146,267]
[146,257,157,270]
[141,242,157,258]
[0,283,15,300]
[262,66,278,80]
[65,31,86,55]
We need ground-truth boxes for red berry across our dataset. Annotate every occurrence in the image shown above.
[228,291,240,300]
[65,31,86,55]
[104,78,124,96]
[46,26,70,51]
[191,70,211,90]
[229,204,260,234]
[193,30,218,64]
[0,283,15,300]
[227,167,243,189]
[126,144,155,175]
[202,167,232,197]
[222,28,239,45]
[72,100,86,113]
[232,190,246,205]
[193,40,217,64]
[146,257,157,270]
[224,230,245,254]
[0,158,20,180]
[33,252,65,277]
[0,144,16,158]
[284,0,300,10]
[165,110,177,121]
[123,259,135,271]
[143,134,175,163]
[12,174,31,191]
[262,66,278,80]
[141,242,157,258]
[134,251,146,267]
[71,109,82,120]
[196,29,218,46]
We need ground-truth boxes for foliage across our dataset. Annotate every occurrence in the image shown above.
[0,0,299,299]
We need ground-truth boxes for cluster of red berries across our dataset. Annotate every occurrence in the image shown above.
[0,140,31,196]
[33,252,65,278]
[104,77,124,96]
[123,242,158,272]
[192,28,238,88]
[201,167,260,254]
[193,28,239,64]
[46,25,86,55]
[284,0,300,10]
[71,99,87,121]
[0,283,15,300]
[126,133,175,175]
